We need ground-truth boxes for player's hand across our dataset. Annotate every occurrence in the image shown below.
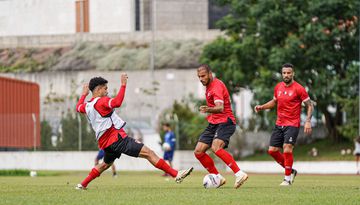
[304,121,312,136]
[254,105,263,113]
[199,105,208,113]
[121,73,128,85]
[82,84,89,96]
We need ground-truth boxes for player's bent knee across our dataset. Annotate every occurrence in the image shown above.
[140,146,156,159]
[194,149,204,155]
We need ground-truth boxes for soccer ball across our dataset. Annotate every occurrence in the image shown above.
[203,174,220,189]
[162,142,171,151]
[30,170,37,177]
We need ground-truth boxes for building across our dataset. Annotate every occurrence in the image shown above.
[0,0,228,36]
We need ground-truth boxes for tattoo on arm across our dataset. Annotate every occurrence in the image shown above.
[304,100,313,121]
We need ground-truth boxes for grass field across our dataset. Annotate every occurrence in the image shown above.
[0,171,359,205]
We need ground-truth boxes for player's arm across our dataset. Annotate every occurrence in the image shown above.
[303,99,313,135]
[109,73,128,108]
[76,84,89,113]
[254,99,277,113]
[199,101,224,113]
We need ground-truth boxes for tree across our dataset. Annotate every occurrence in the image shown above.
[40,120,54,150]
[201,0,359,142]
[57,112,97,150]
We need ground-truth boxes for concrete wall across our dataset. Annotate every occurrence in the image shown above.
[0,0,135,36]
[0,151,356,174]
[0,30,222,48]
[0,69,203,129]
[154,0,208,30]
[90,0,134,33]
[0,0,210,37]
[0,0,75,36]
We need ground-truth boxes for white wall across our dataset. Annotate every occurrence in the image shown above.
[90,0,134,33]
[0,0,75,36]
[0,0,134,36]
[0,151,356,174]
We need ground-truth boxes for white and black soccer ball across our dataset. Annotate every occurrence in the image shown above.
[203,174,220,189]
[29,170,37,177]
[162,142,171,151]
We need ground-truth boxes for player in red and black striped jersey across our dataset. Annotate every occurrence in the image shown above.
[194,64,248,189]
[75,73,193,190]
[254,63,313,186]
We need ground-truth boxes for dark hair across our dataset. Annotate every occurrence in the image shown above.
[162,123,171,127]
[89,77,108,91]
[198,64,211,73]
[357,136,360,143]
[282,63,294,69]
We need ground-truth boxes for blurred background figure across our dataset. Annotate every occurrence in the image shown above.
[95,149,117,178]
[161,123,176,176]
[354,136,360,175]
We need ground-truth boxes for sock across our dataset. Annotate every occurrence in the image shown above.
[81,168,100,188]
[195,153,219,174]
[268,150,285,168]
[284,175,291,181]
[155,159,177,177]
[283,152,293,176]
[215,149,240,174]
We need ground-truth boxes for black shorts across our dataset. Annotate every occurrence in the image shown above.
[198,118,236,149]
[103,134,144,164]
[270,125,299,147]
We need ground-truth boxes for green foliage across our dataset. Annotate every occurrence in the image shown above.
[0,169,29,176]
[0,40,206,72]
[40,120,55,151]
[57,112,97,151]
[202,0,359,141]
[159,99,207,150]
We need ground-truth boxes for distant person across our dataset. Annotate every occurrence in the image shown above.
[95,149,117,178]
[194,64,248,189]
[161,123,176,176]
[75,74,193,190]
[354,136,360,175]
[254,63,313,186]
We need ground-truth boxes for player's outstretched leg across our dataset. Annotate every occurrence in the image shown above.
[75,162,112,190]
[215,148,248,189]
[139,145,193,183]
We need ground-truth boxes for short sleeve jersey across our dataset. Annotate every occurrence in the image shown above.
[205,78,236,124]
[164,131,176,151]
[274,81,310,127]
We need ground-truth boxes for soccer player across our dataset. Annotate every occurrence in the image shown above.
[354,136,360,175]
[95,149,117,178]
[75,74,193,190]
[194,64,248,189]
[161,123,176,176]
[254,63,313,186]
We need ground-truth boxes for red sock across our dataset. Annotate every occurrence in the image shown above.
[283,152,293,176]
[81,168,100,187]
[215,149,240,174]
[195,153,219,174]
[155,159,178,177]
[268,150,285,168]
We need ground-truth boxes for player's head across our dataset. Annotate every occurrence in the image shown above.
[162,122,171,131]
[197,64,213,86]
[89,77,108,97]
[356,136,360,143]
[281,63,294,84]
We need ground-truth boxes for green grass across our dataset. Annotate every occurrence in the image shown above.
[244,139,355,161]
[0,171,359,205]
